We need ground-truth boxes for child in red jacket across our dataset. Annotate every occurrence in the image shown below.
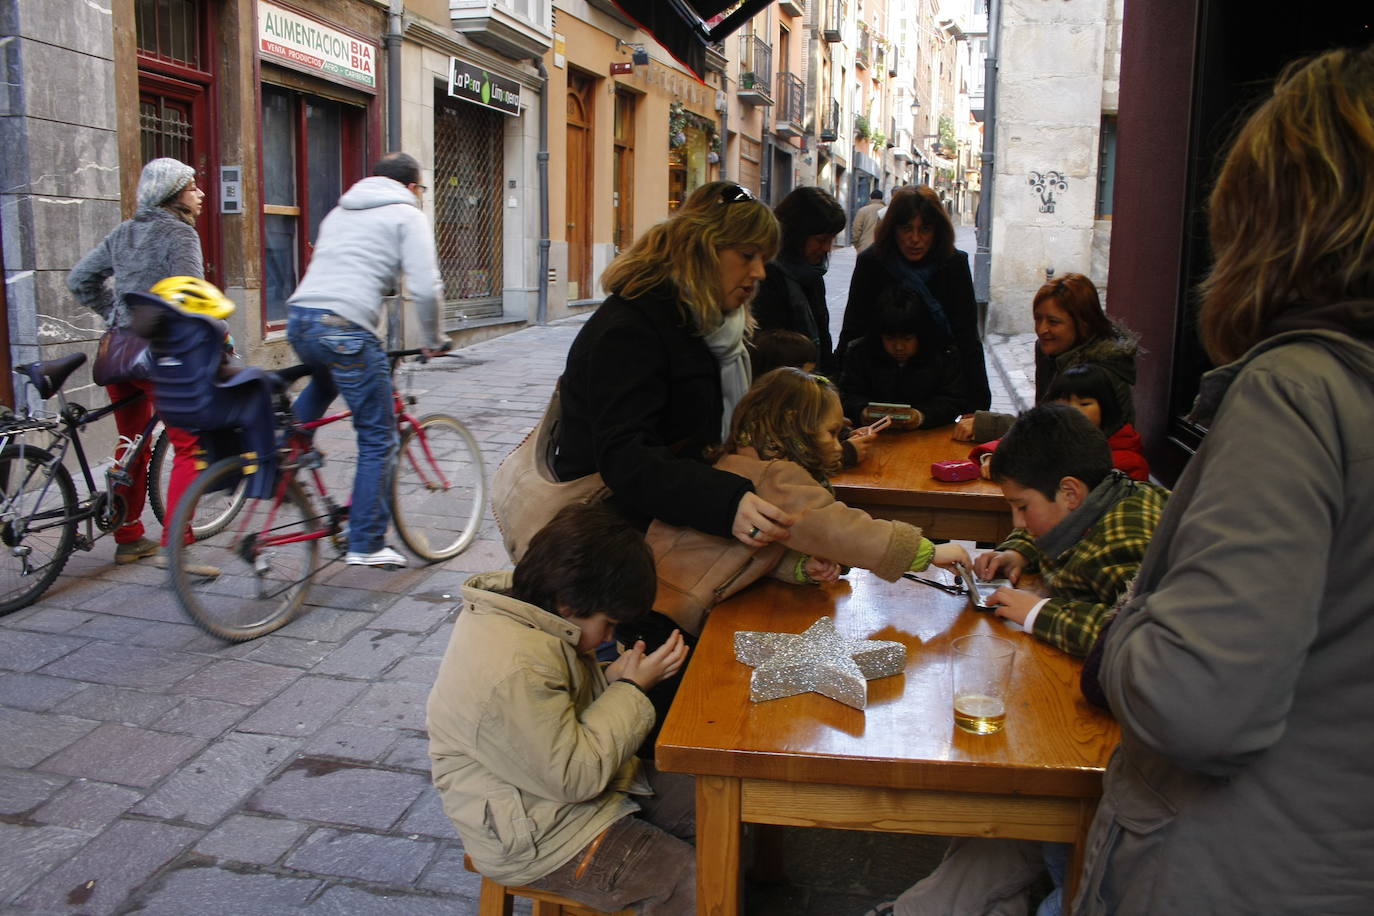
[970,364,1150,481]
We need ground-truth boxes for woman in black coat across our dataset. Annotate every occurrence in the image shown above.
[837,185,990,412]
[556,180,792,547]
[751,186,847,375]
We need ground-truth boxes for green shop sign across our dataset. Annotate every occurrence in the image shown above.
[448,58,521,117]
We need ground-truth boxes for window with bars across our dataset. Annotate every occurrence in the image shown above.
[434,89,505,318]
[139,96,193,164]
[136,0,201,68]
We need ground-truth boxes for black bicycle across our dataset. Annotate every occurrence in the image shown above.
[0,353,242,615]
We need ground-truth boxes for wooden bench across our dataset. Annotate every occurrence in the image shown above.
[463,855,634,916]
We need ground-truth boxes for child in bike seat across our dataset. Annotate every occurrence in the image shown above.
[127,277,279,502]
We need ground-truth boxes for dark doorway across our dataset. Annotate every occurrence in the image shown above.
[1165,4,1371,457]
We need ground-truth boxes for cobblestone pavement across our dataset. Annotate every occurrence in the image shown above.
[0,235,1034,915]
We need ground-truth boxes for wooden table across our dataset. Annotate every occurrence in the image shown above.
[831,426,1012,543]
[656,573,1119,916]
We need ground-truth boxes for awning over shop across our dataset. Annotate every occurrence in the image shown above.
[611,0,778,80]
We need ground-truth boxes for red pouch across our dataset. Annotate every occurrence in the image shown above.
[931,459,980,482]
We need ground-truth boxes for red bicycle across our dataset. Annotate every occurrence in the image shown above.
[165,349,486,640]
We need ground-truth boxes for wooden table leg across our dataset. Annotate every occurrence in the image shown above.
[1063,797,1098,916]
[695,774,743,916]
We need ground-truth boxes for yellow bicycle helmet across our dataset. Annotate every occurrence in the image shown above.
[150,276,236,320]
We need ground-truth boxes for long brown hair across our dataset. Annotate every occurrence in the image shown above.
[872,185,955,263]
[720,367,842,483]
[1034,273,1112,346]
[1200,45,1374,364]
[600,181,779,334]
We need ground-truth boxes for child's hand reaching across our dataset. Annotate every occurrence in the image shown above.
[930,542,972,571]
[607,630,689,690]
[974,549,1027,585]
[804,556,842,582]
[986,586,1040,625]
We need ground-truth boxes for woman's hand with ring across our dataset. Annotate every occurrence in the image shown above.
[734,492,795,547]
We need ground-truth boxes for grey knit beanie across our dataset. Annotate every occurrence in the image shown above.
[136,158,196,211]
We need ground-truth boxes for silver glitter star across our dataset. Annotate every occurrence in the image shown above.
[733,616,907,710]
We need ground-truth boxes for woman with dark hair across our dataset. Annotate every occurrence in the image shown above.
[954,272,1139,442]
[837,185,989,413]
[751,186,848,374]
[1072,45,1374,913]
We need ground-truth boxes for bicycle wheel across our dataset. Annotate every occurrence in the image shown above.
[0,445,77,615]
[391,413,486,562]
[168,456,322,641]
[148,428,246,539]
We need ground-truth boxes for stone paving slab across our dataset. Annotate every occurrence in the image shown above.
[13,819,204,914]
[39,722,206,788]
[132,732,303,825]
[247,760,429,831]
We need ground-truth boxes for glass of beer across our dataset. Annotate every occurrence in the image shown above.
[951,634,1015,735]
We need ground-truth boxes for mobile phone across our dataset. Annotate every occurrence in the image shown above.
[955,562,995,612]
[865,414,893,433]
[867,401,915,421]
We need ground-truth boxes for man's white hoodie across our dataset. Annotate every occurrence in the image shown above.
[288,175,444,347]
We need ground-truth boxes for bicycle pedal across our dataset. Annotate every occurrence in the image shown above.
[107,470,132,487]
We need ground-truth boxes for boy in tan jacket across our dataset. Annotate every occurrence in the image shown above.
[427,503,692,914]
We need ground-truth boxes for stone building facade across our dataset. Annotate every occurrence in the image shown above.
[984,0,1122,334]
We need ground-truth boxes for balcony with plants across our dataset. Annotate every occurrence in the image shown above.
[738,33,773,106]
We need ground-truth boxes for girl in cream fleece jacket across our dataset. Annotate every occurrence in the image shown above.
[647,367,971,635]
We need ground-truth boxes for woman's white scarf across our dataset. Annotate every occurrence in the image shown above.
[703,305,751,441]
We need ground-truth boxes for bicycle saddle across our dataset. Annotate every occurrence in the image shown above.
[22,352,88,400]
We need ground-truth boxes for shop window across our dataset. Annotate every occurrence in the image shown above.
[259,84,366,326]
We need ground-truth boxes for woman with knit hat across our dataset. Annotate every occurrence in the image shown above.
[68,157,212,569]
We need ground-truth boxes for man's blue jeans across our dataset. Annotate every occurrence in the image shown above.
[287,307,396,554]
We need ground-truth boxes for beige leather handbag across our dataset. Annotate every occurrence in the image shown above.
[491,384,610,563]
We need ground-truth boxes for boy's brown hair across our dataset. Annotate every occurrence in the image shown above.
[719,367,842,483]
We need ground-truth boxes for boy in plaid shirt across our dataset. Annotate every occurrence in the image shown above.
[865,404,1168,916]
[973,403,1169,657]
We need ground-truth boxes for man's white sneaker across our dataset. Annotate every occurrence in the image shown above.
[345,546,408,568]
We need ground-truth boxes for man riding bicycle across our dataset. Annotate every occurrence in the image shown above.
[286,151,446,568]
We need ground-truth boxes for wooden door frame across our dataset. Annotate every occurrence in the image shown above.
[566,71,595,301]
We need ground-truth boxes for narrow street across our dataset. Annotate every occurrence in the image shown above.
[1,239,1032,915]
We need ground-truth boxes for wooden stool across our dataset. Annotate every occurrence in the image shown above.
[463,855,634,916]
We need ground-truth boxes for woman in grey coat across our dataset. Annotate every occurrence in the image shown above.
[67,157,208,568]
[1072,45,1374,914]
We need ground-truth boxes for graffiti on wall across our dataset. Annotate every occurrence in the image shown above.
[1028,170,1068,213]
